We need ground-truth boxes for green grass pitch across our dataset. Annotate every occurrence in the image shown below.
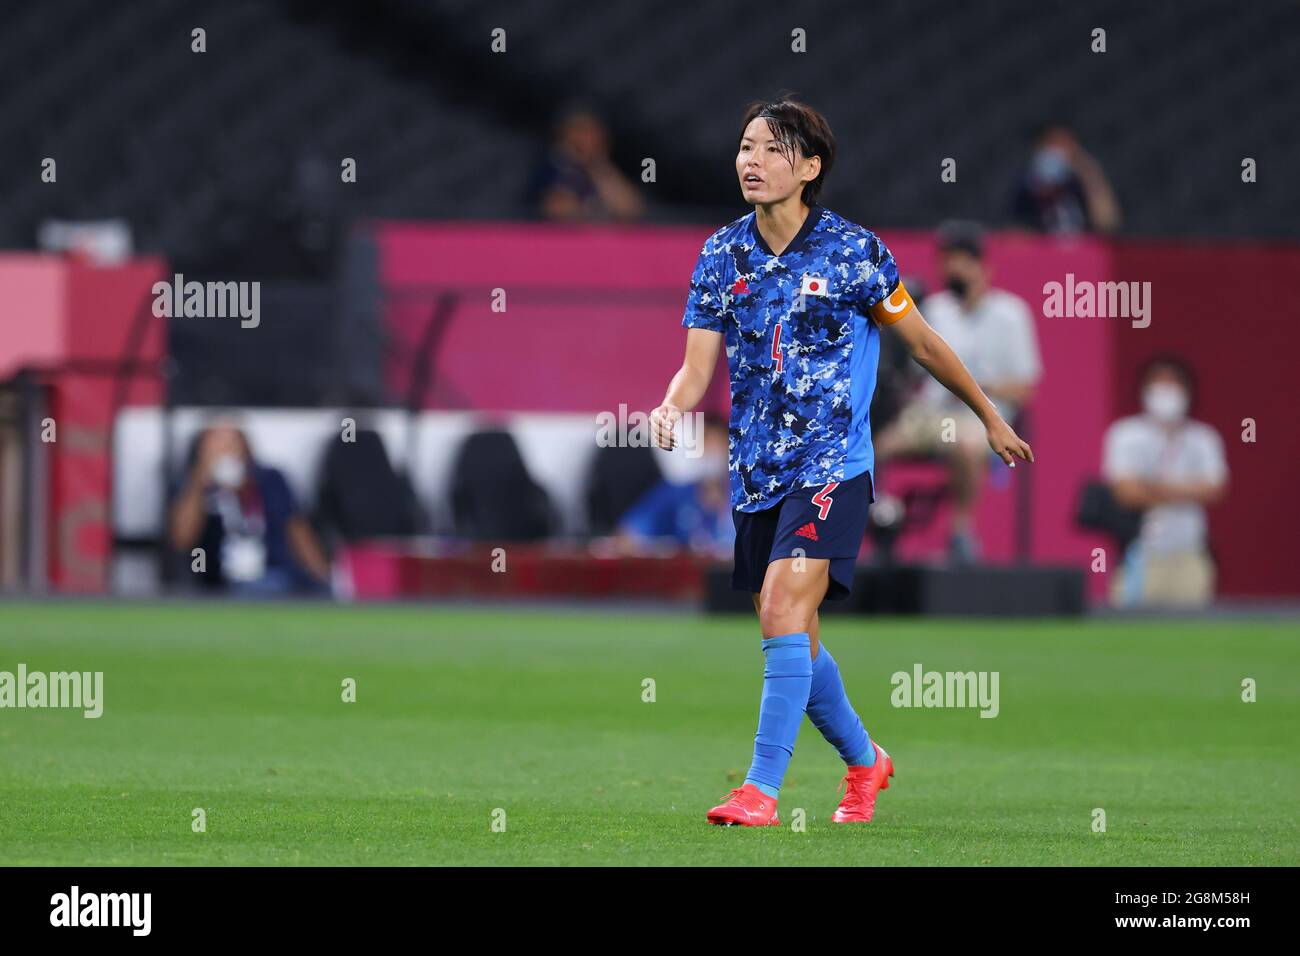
[1,601,1296,866]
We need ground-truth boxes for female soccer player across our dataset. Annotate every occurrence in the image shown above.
[651,97,1033,826]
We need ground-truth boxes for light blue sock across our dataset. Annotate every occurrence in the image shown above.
[743,633,812,798]
[807,645,875,767]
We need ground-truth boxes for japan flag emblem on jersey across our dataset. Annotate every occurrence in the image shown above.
[800,275,829,297]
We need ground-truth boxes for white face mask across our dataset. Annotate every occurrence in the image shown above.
[1142,383,1189,423]
[210,454,247,489]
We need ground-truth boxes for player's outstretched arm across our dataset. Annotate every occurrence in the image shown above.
[651,328,722,450]
[884,308,1034,467]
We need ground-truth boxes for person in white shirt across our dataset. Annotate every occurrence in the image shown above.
[1102,356,1228,607]
[876,222,1042,562]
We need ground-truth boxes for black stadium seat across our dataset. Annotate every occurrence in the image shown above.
[314,429,422,541]
[585,443,663,537]
[449,430,555,542]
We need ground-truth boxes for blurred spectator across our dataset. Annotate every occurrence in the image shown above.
[528,105,645,222]
[876,222,1041,563]
[1103,357,1227,607]
[169,422,331,595]
[1011,124,1121,235]
[615,414,733,555]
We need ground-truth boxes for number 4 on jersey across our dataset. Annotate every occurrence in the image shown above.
[771,322,783,372]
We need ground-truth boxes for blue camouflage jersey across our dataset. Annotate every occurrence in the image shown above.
[681,205,915,512]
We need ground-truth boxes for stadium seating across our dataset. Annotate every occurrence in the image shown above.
[315,427,424,540]
[584,444,664,537]
[449,429,556,541]
[111,406,708,544]
[2,0,1296,271]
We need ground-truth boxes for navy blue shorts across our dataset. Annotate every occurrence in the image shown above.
[731,469,874,602]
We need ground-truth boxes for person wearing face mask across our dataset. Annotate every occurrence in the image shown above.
[168,422,331,594]
[875,221,1042,563]
[1102,357,1228,607]
[1010,124,1121,235]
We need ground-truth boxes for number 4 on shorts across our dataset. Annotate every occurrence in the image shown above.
[812,481,839,520]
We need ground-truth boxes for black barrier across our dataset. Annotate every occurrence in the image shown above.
[704,563,1086,616]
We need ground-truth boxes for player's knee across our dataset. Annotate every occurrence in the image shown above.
[758,591,807,638]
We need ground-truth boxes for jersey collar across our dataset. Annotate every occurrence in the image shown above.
[750,204,823,259]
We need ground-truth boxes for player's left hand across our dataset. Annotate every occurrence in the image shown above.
[986,418,1034,467]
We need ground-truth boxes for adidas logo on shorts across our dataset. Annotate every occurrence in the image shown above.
[794,522,819,541]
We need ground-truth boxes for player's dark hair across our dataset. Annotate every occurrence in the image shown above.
[1139,353,1197,407]
[739,95,836,205]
